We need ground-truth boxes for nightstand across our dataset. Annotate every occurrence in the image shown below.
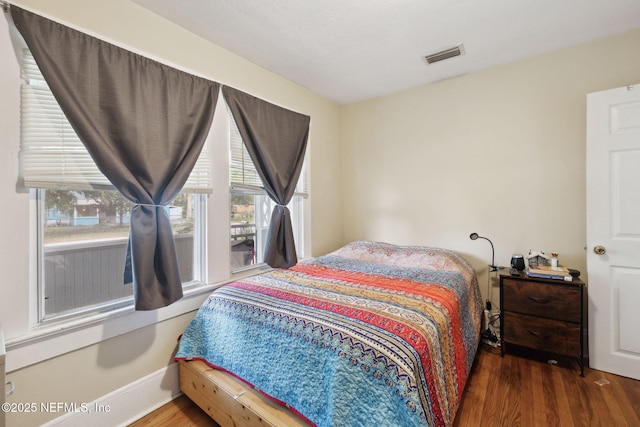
[500,272,586,376]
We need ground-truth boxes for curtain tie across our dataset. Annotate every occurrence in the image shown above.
[132,203,175,212]
[133,203,174,208]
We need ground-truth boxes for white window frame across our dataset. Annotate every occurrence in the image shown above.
[34,189,210,324]
[8,146,228,374]
[1,25,222,371]
[18,40,217,325]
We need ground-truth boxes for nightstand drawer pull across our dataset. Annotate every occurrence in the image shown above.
[528,330,551,338]
[527,295,551,304]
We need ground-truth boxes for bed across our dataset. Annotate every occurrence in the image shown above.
[175,241,482,427]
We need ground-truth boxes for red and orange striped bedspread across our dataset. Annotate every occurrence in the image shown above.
[176,241,482,426]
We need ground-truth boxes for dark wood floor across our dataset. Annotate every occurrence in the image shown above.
[455,345,640,426]
[130,345,640,426]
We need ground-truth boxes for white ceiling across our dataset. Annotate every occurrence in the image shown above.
[132,0,640,105]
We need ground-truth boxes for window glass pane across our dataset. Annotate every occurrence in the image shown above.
[169,193,197,283]
[229,192,304,272]
[41,189,199,320]
[42,189,132,319]
[230,193,256,271]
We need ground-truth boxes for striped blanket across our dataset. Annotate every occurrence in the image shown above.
[176,241,482,426]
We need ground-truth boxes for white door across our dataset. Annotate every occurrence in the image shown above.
[587,84,640,380]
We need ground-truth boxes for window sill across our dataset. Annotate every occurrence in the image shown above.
[5,258,276,373]
[4,283,220,373]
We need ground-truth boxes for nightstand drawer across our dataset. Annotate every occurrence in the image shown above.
[503,312,581,357]
[502,278,581,322]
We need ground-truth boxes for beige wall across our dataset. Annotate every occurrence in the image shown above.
[2,0,343,425]
[6,314,194,426]
[341,28,640,300]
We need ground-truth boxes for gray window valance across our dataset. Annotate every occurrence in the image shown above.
[10,5,310,309]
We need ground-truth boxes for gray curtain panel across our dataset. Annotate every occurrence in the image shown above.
[12,7,220,310]
[222,87,310,268]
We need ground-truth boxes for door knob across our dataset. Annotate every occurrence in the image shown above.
[593,245,606,255]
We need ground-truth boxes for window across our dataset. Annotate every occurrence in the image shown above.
[3,18,311,370]
[229,189,305,271]
[37,189,204,321]
[228,111,308,272]
[10,35,309,361]
[21,49,208,322]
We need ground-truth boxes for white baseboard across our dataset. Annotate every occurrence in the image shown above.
[41,362,181,427]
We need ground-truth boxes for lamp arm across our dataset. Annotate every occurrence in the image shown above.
[479,236,497,271]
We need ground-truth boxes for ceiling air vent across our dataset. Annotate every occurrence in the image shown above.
[424,43,465,64]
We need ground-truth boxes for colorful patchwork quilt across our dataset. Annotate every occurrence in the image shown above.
[175,241,482,426]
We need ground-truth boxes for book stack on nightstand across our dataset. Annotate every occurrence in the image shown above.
[499,272,586,376]
[526,264,573,281]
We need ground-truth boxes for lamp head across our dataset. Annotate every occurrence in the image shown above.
[469,233,479,240]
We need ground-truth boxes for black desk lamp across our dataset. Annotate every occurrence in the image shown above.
[469,232,497,271]
[470,232,497,311]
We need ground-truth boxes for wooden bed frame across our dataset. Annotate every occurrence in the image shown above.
[179,360,311,427]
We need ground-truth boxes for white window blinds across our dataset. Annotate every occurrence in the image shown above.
[19,49,213,192]
[228,107,309,196]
